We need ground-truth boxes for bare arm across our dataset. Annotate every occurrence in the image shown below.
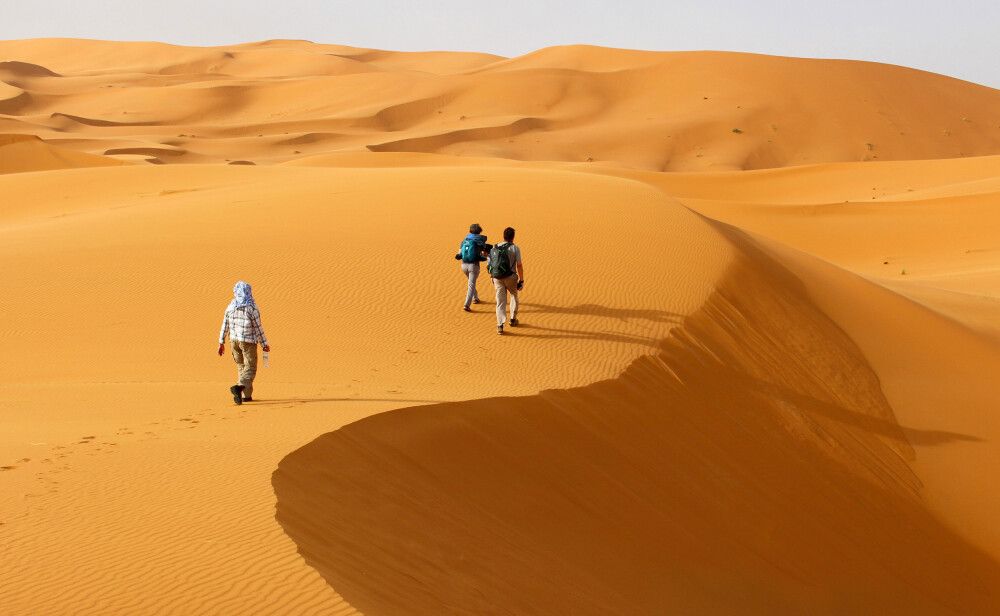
[516,245,524,282]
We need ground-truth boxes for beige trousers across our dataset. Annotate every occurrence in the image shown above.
[493,274,520,326]
[231,340,258,398]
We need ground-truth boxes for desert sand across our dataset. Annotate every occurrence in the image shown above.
[1,39,999,615]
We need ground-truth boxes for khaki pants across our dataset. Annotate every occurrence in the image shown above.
[493,274,519,326]
[231,340,258,398]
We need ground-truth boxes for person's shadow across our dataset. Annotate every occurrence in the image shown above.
[524,302,682,323]
[248,397,444,407]
[508,302,684,346]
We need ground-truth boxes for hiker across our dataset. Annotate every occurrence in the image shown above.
[487,226,524,335]
[455,223,490,311]
[217,281,270,405]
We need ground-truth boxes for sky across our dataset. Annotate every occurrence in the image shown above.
[3,0,998,88]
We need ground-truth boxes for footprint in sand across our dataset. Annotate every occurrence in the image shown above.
[1,466,17,471]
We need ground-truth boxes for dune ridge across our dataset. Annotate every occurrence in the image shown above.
[273,225,1000,615]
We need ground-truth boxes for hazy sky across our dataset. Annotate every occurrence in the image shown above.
[4,0,998,87]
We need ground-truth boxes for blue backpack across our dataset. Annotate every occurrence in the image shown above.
[460,237,481,263]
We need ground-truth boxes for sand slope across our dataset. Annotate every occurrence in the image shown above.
[0,162,729,614]
[606,155,1000,338]
[1,38,999,616]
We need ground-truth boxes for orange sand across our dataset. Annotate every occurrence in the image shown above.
[1,39,998,615]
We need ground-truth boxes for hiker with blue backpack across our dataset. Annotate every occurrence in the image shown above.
[488,227,524,335]
[455,223,491,312]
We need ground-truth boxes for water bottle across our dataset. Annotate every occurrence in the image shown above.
[263,351,270,368]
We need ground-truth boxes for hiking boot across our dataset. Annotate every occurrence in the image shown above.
[473,298,481,304]
[242,396,253,402]
[497,325,504,336]
[463,306,472,312]
[509,318,519,327]
[230,385,244,405]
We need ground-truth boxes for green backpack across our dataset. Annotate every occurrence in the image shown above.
[488,243,515,278]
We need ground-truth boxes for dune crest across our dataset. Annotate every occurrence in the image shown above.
[0,59,60,80]
[274,226,999,615]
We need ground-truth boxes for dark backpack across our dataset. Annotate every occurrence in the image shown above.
[460,237,480,263]
[488,243,515,278]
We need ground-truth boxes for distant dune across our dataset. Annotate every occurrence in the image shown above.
[1,39,998,170]
[0,133,125,173]
[1,39,998,615]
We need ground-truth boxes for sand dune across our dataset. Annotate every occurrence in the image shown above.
[619,156,1000,339]
[0,133,125,173]
[1,38,999,615]
[0,162,729,614]
[2,39,999,168]
[275,225,1000,615]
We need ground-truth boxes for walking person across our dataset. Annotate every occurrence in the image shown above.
[217,281,270,405]
[487,227,524,335]
[455,223,490,311]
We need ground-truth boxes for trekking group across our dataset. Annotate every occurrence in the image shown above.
[217,223,524,404]
[455,224,524,336]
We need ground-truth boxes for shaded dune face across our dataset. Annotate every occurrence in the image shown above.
[273,226,1000,615]
[0,132,125,173]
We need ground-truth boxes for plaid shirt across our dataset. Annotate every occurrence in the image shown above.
[219,304,269,346]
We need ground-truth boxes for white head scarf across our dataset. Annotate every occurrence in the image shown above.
[228,281,256,311]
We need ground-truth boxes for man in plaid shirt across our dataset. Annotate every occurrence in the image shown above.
[217,281,271,405]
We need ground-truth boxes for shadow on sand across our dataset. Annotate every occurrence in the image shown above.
[247,397,444,407]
